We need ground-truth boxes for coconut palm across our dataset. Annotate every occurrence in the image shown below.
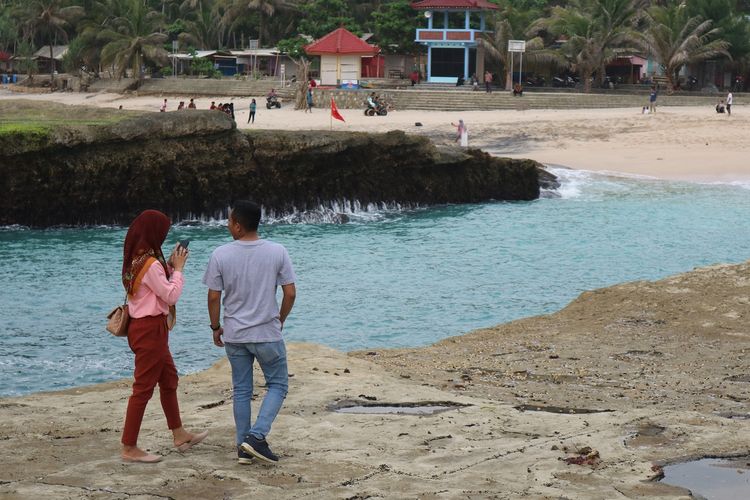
[536,0,643,92]
[178,0,228,49]
[639,1,731,91]
[223,0,298,47]
[19,0,85,83]
[479,1,563,90]
[98,0,168,80]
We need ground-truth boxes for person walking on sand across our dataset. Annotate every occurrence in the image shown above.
[484,70,493,93]
[248,98,257,124]
[452,119,468,147]
[120,210,208,463]
[726,91,733,116]
[188,98,196,109]
[160,99,167,112]
[649,87,657,113]
[203,201,296,465]
[305,87,313,113]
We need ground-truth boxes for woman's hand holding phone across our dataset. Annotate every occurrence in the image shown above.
[171,243,189,272]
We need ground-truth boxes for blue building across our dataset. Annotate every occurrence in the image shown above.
[412,0,498,83]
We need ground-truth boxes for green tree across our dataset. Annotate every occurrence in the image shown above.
[371,0,421,55]
[98,0,168,80]
[639,1,731,91]
[223,0,298,47]
[16,40,39,79]
[297,0,360,39]
[480,0,562,89]
[19,0,85,83]
[536,0,642,92]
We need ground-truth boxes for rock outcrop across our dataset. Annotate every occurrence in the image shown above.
[1,106,547,227]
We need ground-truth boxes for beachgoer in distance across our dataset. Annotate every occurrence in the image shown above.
[203,200,297,465]
[308,77,317,88]
[188,98,196,109]
[726,91,733,116]
[456,74,465,87]
[367,92,378,110]
[305,88,313,113]
[248,98,256,124]
[471,73,478,91]
[177,101,185,110]
[120,210,208,463]
[160,99,167,112]
[210,101,217,110]
[716,100,725,113]
[513,83,523,96]
[649,87,657,113]
[452,119,468,147]
[484,70,492,93]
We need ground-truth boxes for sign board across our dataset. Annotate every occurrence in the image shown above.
[280,64,286,76]
[172,40,179,51]
[247,39,259,50]
[508,40,526,53]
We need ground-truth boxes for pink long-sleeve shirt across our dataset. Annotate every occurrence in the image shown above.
[128,261,184,318]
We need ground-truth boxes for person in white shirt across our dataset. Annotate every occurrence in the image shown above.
[726,92,733,116]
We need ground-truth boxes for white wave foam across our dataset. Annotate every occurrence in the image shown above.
[173,200,415,226]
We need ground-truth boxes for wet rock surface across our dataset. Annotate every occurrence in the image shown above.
[0,101,545,227]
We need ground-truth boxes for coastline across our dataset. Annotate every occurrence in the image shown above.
[2,262,750,498]
[2,90,749,183]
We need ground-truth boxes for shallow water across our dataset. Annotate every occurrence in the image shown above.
[661,457,750,499]
[2,168,750,396]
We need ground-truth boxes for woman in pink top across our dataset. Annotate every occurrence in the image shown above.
[120,210,207,463]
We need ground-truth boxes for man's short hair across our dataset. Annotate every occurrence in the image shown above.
[231,200,261,231]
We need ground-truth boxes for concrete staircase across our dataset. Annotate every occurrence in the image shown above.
[388,88,734,111]
[136,78,294,98]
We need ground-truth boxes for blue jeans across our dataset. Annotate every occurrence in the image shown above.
[225,341,288,445]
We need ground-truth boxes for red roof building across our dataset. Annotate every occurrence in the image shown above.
[411,0,498,10]
[305,28,379,56]
[305,28,380,86]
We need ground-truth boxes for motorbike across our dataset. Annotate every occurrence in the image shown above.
[552,75,577,88]
[266,95,281,109]
[364,100,388,116]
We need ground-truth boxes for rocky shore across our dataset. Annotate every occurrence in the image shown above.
[0,101,547,227]
[1,262,749,499]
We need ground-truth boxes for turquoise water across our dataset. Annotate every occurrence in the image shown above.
[2,168,750,396]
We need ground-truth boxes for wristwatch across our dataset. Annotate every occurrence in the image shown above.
[210,323,221,331]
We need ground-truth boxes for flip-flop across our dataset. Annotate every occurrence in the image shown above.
[122,453,162,463]
[175,430,209,452]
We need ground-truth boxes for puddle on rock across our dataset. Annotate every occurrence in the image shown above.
[329,400,470,415]
[661,456,750,500]
[514,404,613,414]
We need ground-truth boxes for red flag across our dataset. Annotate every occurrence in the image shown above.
[330,97,345,122]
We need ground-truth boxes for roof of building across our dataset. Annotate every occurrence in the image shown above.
[34,45,69,60]
[305,27,379,56]
[411,0,499,10]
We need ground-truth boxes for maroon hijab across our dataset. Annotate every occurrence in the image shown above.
[122,210,171,295]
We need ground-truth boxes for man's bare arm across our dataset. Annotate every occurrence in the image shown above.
[279,283,296,329]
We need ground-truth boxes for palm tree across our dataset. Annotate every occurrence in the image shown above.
[536,0,643,92]
[98,0,168,80]
[178,0,228,49]
[19,0,84,83]
[638,1,731,91]
[223,0,298,47]
[479,1,562,90]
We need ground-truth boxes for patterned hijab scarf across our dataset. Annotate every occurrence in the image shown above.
[122,210,171,295]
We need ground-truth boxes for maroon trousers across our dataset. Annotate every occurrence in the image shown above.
[121,315,182,446]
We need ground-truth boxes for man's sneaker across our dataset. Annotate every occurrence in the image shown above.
[240,434,279,464]
[237,446,253,465]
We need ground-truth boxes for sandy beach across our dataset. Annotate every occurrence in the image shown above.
[2,89,748,182]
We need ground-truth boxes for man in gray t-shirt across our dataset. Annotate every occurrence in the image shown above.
[203,201,296,464]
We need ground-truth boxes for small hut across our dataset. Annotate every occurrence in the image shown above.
[304,27,379,86]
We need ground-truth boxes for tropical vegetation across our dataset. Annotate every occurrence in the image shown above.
[0,0,748,91]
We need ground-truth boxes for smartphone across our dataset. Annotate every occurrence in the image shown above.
[178,239,190,250]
